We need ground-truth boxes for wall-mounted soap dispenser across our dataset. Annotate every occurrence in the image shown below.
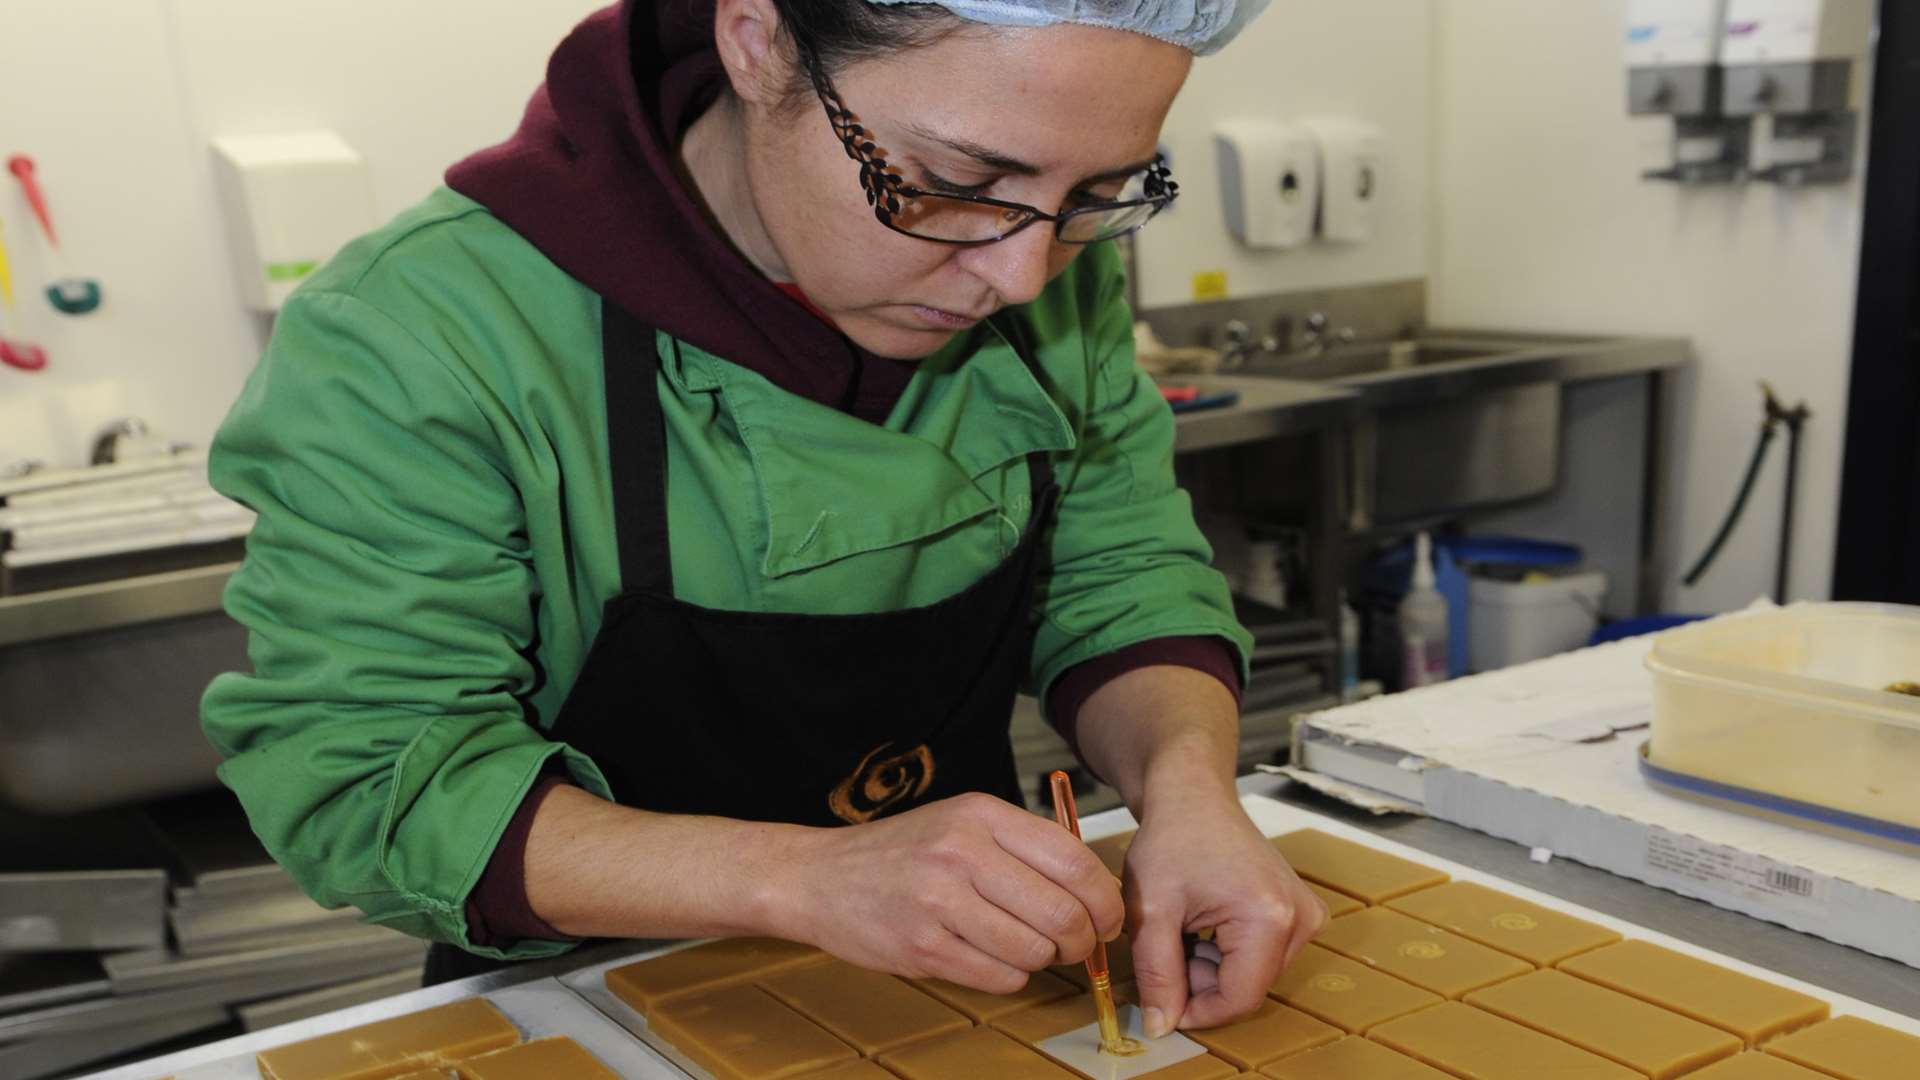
[1719,0,1873,185]
[1627,0,1751,183]
[1214,120,1319,251]
[1303,118,1383,244]
[1627,0,1729,114]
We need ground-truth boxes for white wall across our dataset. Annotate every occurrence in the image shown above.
[0,1,601,468]
[1134,0,1434,310]
[1430,0,1867,611]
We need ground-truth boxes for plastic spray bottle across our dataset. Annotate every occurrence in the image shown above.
[1399,531,1449,689]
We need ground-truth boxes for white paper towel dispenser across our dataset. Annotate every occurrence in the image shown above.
[1214,120,1318,251]
[211,131,377,312]
[1303,117,1383,244]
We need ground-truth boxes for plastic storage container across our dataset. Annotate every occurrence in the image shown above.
[1644,603,1920,844]
[1468,571,1607,672]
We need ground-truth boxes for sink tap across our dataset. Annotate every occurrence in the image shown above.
[1217,319,1279,371]
[1299,311,1358,355]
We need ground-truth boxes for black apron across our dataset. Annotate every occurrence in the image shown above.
[425,304,1058,983]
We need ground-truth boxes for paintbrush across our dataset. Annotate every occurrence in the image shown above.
[1048,769,1139,1056]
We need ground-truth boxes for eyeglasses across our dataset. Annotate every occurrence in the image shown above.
[799,45,1178,246]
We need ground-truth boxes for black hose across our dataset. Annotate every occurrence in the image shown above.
[1683,421,1777,587]
[1777,416,1802,603]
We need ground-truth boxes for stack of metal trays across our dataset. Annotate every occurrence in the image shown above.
[0,451,252,598]
[1235,596,1338,767]
[0,792,425,1078]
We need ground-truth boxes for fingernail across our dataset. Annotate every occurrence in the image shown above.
[1143,1006,1170,1039]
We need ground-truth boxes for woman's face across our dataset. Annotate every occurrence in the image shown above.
[736,21,1192,359]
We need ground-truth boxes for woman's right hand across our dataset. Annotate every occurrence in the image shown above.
[769,792,1125,993]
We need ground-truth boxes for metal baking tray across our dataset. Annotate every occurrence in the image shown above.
[0,870,168,952]
[168,890,362,957]
[104,926,425,994]
[0,801,171,951]
[0,952,110,1016]
[0,1003,228,1080]
[235,968,425,1033]
[0,946,427,1045]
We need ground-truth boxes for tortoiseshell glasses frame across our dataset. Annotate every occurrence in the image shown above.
[798,44,1179,246]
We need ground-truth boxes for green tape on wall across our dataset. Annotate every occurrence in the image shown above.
[265,261,318,283]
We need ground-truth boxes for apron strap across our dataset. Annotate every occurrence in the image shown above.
[1025,450,1053,512]
[601,301,674,596]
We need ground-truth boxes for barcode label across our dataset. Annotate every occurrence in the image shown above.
[1768,870,1814,896]
[1644,830,1825,911]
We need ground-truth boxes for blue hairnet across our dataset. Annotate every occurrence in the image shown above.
[869,0,1270,56]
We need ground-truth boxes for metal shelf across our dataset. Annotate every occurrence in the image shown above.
[0,562,235,649]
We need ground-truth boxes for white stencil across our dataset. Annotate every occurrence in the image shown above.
[1035,1004,1210,1080]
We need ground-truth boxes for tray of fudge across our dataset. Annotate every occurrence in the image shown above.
[146,795,1920,1080]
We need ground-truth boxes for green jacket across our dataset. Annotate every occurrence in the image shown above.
[201,187,1251,959]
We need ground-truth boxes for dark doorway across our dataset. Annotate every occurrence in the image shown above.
[1833,3,1920,602]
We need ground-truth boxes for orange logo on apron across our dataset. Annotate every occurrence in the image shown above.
[828,742,936,824]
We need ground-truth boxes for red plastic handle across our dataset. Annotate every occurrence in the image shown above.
[0,340,48,372]
[7,155,57,247]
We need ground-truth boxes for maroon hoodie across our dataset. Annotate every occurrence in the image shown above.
[446,0,1240,947]
[447,0,917,420]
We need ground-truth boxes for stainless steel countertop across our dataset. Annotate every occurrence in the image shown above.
[1171,375,1360,453]
[1315,331,1689,409]
[102,775,1920,1078]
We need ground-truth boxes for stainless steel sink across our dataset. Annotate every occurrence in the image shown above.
[1222,331,1668,526]
[1225,330,1688,409]
[1230,337,1528,381]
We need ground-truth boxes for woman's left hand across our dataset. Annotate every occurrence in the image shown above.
[1120,785,1328,1037]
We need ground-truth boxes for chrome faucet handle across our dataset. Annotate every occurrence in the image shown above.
[1216,319,1276,371]
[1296,312,1356,355]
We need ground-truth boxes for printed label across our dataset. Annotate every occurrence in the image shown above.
[1192,271,1229,301]
[1643,829,1825,912]
[1403,635,1446,689]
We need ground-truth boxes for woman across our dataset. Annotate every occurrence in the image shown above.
[201,0,1326,1039]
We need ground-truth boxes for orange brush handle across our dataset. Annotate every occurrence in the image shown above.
[1047,771,1111,979]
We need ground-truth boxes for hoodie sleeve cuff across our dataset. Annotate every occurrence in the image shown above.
[464,772,578,949]
[1044,636,1245,757]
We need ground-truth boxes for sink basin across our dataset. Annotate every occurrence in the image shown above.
[1230,337,1531,381]
[1223,333,1588,526]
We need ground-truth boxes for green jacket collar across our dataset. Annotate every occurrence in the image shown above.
[676,325,1076,578]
